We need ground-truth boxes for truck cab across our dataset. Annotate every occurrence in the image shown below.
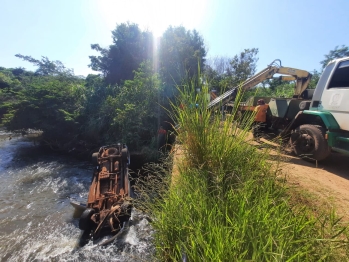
[296,56,349,159]
[310,57,349,131]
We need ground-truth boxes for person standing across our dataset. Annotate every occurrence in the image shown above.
[253,99,268,140]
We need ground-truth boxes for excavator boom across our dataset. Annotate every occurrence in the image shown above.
[207,59,312,110]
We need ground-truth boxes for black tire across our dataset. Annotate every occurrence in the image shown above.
[290,124,330,161]
[79,208,95,230]
[92,152,99,166]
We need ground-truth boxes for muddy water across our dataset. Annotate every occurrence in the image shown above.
[0,132,154,262]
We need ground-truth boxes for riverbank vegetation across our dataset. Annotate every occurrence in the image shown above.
[0,23,206,159]
[136,80,349,261]
[1,22,346,158]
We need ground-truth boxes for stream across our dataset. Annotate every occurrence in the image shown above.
[0,131,154,262]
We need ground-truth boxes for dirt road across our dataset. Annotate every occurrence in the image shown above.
[172,131,349,222]
[276,150,349,221]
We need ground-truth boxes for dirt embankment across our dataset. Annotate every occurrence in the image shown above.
[278,151,349,221]
[172,137,349,222]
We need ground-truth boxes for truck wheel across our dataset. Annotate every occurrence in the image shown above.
[290,124,330,161]
[79,208,95,230]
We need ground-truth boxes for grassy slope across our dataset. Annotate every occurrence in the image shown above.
[136,83,349,261]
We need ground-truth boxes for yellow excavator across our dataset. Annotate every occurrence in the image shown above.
[207,59,312,111]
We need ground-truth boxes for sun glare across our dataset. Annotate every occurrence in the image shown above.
[96,0,209,74]
[97,0,208,37]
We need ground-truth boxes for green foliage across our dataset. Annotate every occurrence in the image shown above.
[89,22,153,85]
[203,64,222,92]
[0,72,13,89]
[0,69,21,90]
[243,83,295,100]
[15,54,75,77]
[82,61,163,151]
[204,56,230,94]
[0,55,133,151]
[85,74,104,89]
[244,69,321,100]
[0,68,30,121]
[112,62,162,147]
[3,25,344,160]
[320,45,349,69]
[203,49,258,94]
[308,70,321,89]
[204,48,327,101]
[80,84,119,145]
[228,48,259,86]
[112,62,164,148]
[159,26,206,98]
[1,51,165,153]
[2,75,85,149]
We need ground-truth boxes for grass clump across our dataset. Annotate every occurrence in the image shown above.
[135,78,349,261]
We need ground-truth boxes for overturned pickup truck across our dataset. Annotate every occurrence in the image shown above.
[74,143,133,245]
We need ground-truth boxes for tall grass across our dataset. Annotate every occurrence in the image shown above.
[135,77,349,261]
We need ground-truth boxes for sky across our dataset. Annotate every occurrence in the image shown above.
[1,0,348,76]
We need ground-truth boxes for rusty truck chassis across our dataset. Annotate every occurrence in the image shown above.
[78,143,132,244]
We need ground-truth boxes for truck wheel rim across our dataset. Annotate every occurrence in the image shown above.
[299,133,314,153]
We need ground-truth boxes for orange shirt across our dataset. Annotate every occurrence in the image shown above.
[158,128,167,135]
[254,104,268,122]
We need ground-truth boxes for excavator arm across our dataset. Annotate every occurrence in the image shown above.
[207,59,312,110]
[276,66,312,96]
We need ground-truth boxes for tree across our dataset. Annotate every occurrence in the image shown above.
[112,61,162,148]
[15,54,75,77]
[228,48,259,86]
[0,72,21,90]
[11,67,25,77]
[0,72,13,89]
[82,61,162,150]
[308,70,321,89]
[204,57,230,93]
[203,64,221,92]
[2,76,85,150]
[206,56,231,76]
[1,56,85,150]
[320,45,349,69]
[89,22,153,85]
[159,26,206,97]
[85,74,104,89]
[203,49,258,94]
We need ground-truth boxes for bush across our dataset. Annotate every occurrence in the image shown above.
[2,75,85,150]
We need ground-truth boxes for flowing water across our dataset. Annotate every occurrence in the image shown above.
[0,132,154,262]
